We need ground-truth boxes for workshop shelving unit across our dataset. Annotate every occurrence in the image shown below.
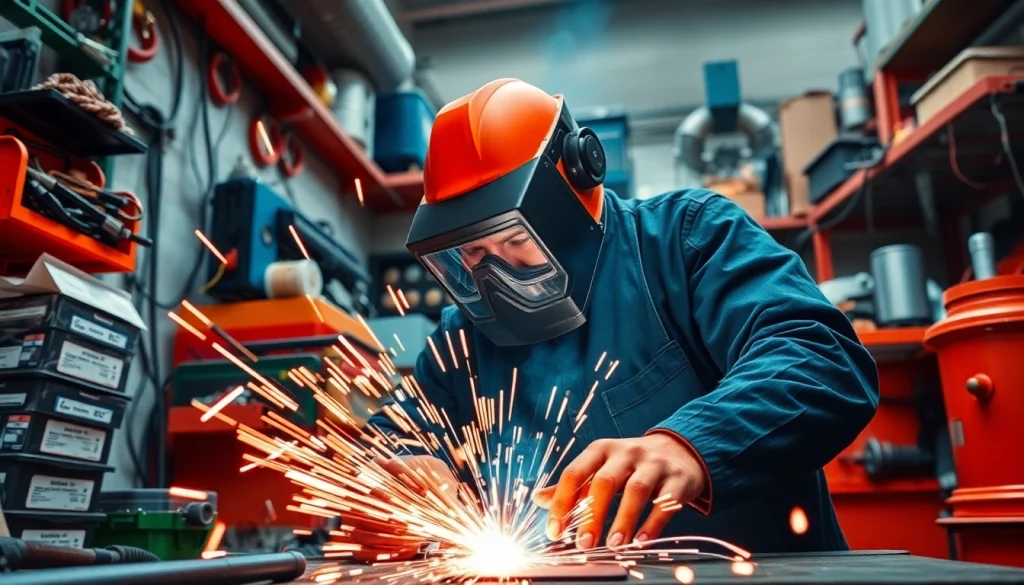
[175,0,424,213]
[0,0,135,179]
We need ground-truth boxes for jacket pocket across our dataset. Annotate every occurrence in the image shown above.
[600,340,702,437]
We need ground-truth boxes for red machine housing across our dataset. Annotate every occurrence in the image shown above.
[169,297,384,531]
[925,275,1024,567]
[825,330,949,559]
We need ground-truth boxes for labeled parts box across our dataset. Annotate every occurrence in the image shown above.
[0,293,141,353]
[0,377,128,428]
[0,327,133,393]
[0,378,127,464]
[0,254,146,385]
[0,452,111,513]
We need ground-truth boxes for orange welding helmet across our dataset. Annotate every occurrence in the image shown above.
[406,78,607,347]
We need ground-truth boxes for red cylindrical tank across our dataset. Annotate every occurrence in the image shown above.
[924,276,1024,498]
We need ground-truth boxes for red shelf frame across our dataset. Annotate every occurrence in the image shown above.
[809,75,1024,281]
[175,0,423,212]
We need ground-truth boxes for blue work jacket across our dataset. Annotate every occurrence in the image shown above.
[369,189,879,554]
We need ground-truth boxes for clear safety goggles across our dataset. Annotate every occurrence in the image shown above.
[419,222,569,319]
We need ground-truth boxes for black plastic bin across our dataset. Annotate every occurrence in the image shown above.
[804,137,880,204]
[3,509,107,548]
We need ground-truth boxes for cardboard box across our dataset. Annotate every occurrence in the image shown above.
[778,92,838,215]
[0,255,146,393]
[911,47,1024,126]
[729,192,766,221]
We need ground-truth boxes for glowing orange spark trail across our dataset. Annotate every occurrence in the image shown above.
[167,300,755,581]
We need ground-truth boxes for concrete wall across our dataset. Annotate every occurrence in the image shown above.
[2,2,373,489]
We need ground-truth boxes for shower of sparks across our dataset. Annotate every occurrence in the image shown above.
[194,229,228,265]
[355,178,365,207]
[288,224,312,260]
[171,298,755,581]
[790,506,809,535]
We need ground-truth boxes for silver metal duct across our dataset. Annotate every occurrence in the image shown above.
[282,0,416,93]
[672,104,775,189]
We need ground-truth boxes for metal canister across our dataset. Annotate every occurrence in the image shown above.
[870,244,931,326]
[838,68,872,131]
[968,232,997,280]
[332,69,376,155]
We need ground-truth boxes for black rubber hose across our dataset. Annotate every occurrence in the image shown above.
[0,551,306,585]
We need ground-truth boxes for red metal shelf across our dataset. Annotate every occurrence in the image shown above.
[175,0,419,212]
[857,327,930,363]
[811,75,1024,226]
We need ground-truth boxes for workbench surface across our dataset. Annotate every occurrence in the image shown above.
[281,551,1024,585]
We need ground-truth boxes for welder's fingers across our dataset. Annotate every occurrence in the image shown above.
[634,480,687,543]
[531,485,555,508]
[576,454,634,550]
[605,465,660,548]
[547,442,609,540]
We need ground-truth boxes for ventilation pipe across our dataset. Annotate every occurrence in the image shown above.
[284,0,416,94]
[672,104,775,189]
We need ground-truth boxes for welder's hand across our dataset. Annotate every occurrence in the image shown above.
[343,455,461,563]
[531,434,706,550]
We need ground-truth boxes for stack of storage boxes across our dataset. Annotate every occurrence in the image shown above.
[0,254,145,548]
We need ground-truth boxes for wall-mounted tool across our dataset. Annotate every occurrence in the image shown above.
[844,437,935,481]
[207,51,241,107]
[247,116,304,178]
[127,0,158,63]
[968,232,997,280]
[818,244,945,326]
[204,178,371,314]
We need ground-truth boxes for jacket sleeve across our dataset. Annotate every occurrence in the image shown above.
[650,193,879,513]
[364,322,460,458]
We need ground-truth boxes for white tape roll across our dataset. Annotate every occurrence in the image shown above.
[264,260,324,299]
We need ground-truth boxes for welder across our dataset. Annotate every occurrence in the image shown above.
[361,78,879,560]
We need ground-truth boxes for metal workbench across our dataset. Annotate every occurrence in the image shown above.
[279,551,1024,585]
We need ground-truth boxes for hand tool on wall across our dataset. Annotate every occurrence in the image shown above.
[127,0,158,63]
[207,51,241,107]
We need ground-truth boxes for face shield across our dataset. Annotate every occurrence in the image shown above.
[406,100,605,347]
[420,220,570,321]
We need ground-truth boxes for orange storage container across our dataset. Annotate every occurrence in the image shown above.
[0,135,139,275]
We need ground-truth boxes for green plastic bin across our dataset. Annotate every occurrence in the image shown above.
[91,489,217,560]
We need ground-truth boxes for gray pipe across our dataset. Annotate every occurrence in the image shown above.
[672,103,774,189]
[968,232,997,280]
[282,0,415,93]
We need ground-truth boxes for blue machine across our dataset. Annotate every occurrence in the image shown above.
[206,178,371,312]
[704,59,742,134]
[373,89,436,173]
[578,111,634,199]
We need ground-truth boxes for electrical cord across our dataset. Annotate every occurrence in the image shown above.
[989,94,1024,202]
[789,146,887,255]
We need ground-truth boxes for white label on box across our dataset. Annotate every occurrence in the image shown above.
[56,341,124,389]
[0,306,47,323]
[0,392,26,406]
[0,346,19,369]
[56,396,114,425]
[25,474,94,511]
[71,315,128,350]
[41,419,107,462]
[21,529,86,548]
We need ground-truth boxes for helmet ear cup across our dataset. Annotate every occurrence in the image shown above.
[562,127,606,191]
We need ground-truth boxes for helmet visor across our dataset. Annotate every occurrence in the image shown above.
[419,222,568,319]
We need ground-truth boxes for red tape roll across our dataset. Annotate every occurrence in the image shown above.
[208,51,242,106]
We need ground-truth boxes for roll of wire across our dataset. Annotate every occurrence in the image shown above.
[207,51,241,106]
